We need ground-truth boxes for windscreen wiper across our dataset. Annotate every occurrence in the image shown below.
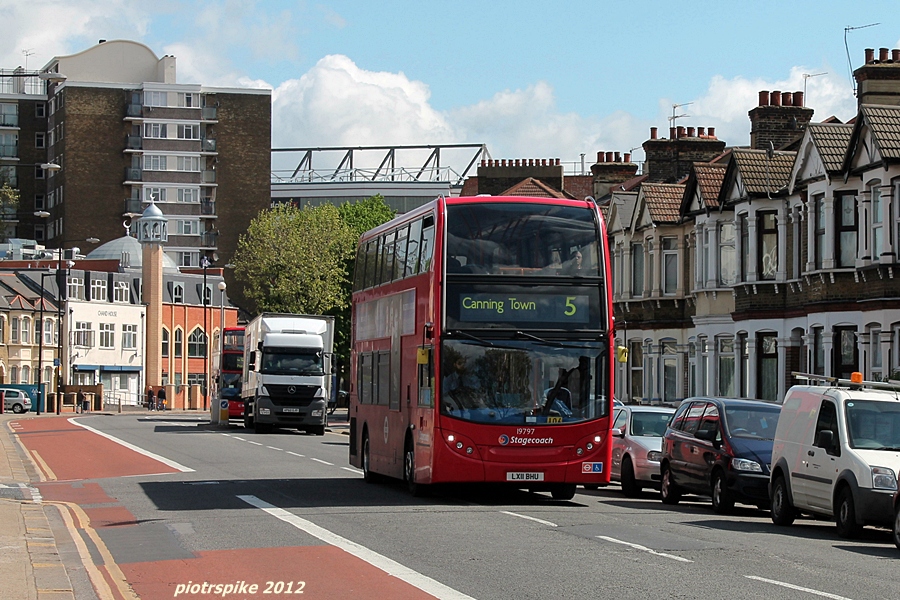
[449,330,494,346]
[514,331,563,347]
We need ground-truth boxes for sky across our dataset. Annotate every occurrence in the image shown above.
[2,0,900,174]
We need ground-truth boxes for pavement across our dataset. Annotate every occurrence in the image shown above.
[0,406,351,600]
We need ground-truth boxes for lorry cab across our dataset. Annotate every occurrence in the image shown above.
[770,372,900,538]
[242,313,335,435]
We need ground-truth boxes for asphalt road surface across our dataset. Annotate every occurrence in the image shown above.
[13,413,899,600]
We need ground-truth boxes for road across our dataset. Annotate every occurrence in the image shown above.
[10,412,899,600]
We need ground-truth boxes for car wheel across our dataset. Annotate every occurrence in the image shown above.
[660,464,681,505]
[551,484,577,500]
[362,432,381,484]
[620,456,640,497]
[12,403,25,414]
[404,442,428,497]
[770,476,796,526]
[835,487,863,539]
[711,470,735,514]
[893,500,900,550]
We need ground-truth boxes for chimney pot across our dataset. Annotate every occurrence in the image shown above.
[555,158,560,166]
[501,159,506,167]
[698,126,706,137]
[782,91,793,106]
[771,90,782,106]
[759,90,770,106]
[515,159,520,167]
[650,126,658,140]
[687,127,695,137]
[614,152,621,162]
[669,126,676,139]
[606,152,614,162]
[597,152,603,163]
[541,159,546,166]
[708,127,716,138]
[880,47,889,62]
[624,152,631,163]
[866,48,875,63]
[793,91,804,107]
[677,126,686,138]
[480,160,486,167]
[893,49,900,62]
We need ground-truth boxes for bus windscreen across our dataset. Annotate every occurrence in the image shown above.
[446,202,602,276]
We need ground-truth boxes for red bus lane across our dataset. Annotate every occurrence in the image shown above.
[14,416,449,600]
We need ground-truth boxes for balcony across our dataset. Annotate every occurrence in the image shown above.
[200,231,218,248]
[123,198,143,215]
[201,138,217,152]
[126,104,142,117]
[0,144,17,157]
[126,135,142,149]
[202,107,217,120]
[200,199,215,215]
[0,115,18,127]
[124,167,142,181]
[202,169,216,183]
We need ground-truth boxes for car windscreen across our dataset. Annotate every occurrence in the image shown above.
[845,400,900,450]
[723,405,781,439]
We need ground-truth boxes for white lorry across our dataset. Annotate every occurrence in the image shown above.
[242,313,335,435]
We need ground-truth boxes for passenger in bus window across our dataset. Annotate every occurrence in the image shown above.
[563,250,584,275]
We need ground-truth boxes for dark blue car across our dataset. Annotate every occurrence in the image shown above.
[659,397,782,513]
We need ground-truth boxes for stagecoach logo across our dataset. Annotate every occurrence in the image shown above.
[287,386,296,395]
[499,434,554,446]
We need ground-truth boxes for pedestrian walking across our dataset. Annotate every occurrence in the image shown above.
[157,386,166,411]
[77,389,87,413]
[146,387,155,411]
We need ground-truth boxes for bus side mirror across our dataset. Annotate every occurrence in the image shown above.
[417,347,430,365]
[616,346,629,363]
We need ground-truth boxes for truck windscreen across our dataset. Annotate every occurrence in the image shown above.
[260,350,324,376]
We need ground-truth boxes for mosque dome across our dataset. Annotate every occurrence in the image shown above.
[86,234,179,272]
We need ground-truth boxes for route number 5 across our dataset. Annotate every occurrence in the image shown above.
[565,296,577,316]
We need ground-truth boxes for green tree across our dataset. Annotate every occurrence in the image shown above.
[233,202,355,315]
[0,176,20,242]
[328,195,395,383]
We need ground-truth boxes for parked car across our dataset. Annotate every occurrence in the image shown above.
[611,405,675,496]
[1,388,32,414]
[893,492,900,550]
[770,378,900,538]
[660,397,782,513]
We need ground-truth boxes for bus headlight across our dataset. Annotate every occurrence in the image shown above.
[872,467,897,490]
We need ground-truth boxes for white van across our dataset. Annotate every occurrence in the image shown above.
[769,373,900,538]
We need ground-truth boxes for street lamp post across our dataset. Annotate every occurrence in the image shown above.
[200,255,211,411]
[36,271,55,415]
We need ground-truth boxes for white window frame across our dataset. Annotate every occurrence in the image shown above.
[143,122,167,139]
[872,183,884,260]
[73,322,93,348]
[143,187,167,202]
[177,124,200,140]
[176,155,200,172]
[99,323,115,349]
[662,237,678,295]
[144,91,168,107]
[114,281,129,303]
[177,188,200,203]
[143,154,168,171]
[176,219,200,235]
[173,283,184,303]
[122,324,137,350]
[178,92,200,108]
[718,223,736,286]
[91,279,107,302]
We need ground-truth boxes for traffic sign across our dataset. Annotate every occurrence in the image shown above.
[220,399,229,410]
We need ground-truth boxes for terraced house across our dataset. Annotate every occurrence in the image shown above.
[610,46,900,404]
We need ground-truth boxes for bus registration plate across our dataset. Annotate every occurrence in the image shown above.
[507,472,544,481]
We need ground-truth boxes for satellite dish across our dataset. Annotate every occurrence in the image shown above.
[213,252,220,262]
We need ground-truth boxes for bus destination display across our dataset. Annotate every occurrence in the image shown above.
[460,293,589,323]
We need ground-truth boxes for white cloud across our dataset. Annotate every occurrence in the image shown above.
[272,54,455,149]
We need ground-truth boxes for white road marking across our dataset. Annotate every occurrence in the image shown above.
[232,436,246,441]
[286,451,305,457]
[500,511,558,527]
[69,419,194,472]
[342,467,362,474]
[247,441,263,446]
[596,535,693,563]
[310,458,334,466]
[745,576,853,600]
[238,495,476,600]
[266,446,282,451]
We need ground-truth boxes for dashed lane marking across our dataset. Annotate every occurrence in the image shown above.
[596,535,693,563]
[238,495,477,600]
[745,576,853,600]
[500,511,558,527]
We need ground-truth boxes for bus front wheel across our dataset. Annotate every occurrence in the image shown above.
[551,484,576,500]
[404,439,429,497]
[362,432,381,484]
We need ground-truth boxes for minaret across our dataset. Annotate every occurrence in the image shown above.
[137,202,167,388]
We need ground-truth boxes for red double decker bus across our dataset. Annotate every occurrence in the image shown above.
[348,195,614,498]
[212,326,245,419]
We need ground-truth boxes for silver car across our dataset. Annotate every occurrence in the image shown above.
[611,405,675,496]
[1,388,32,414]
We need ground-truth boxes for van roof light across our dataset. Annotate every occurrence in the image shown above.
[850,372,863,384]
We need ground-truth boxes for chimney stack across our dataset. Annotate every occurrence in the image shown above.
[855,46,900,107]
[650,126,658,140]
